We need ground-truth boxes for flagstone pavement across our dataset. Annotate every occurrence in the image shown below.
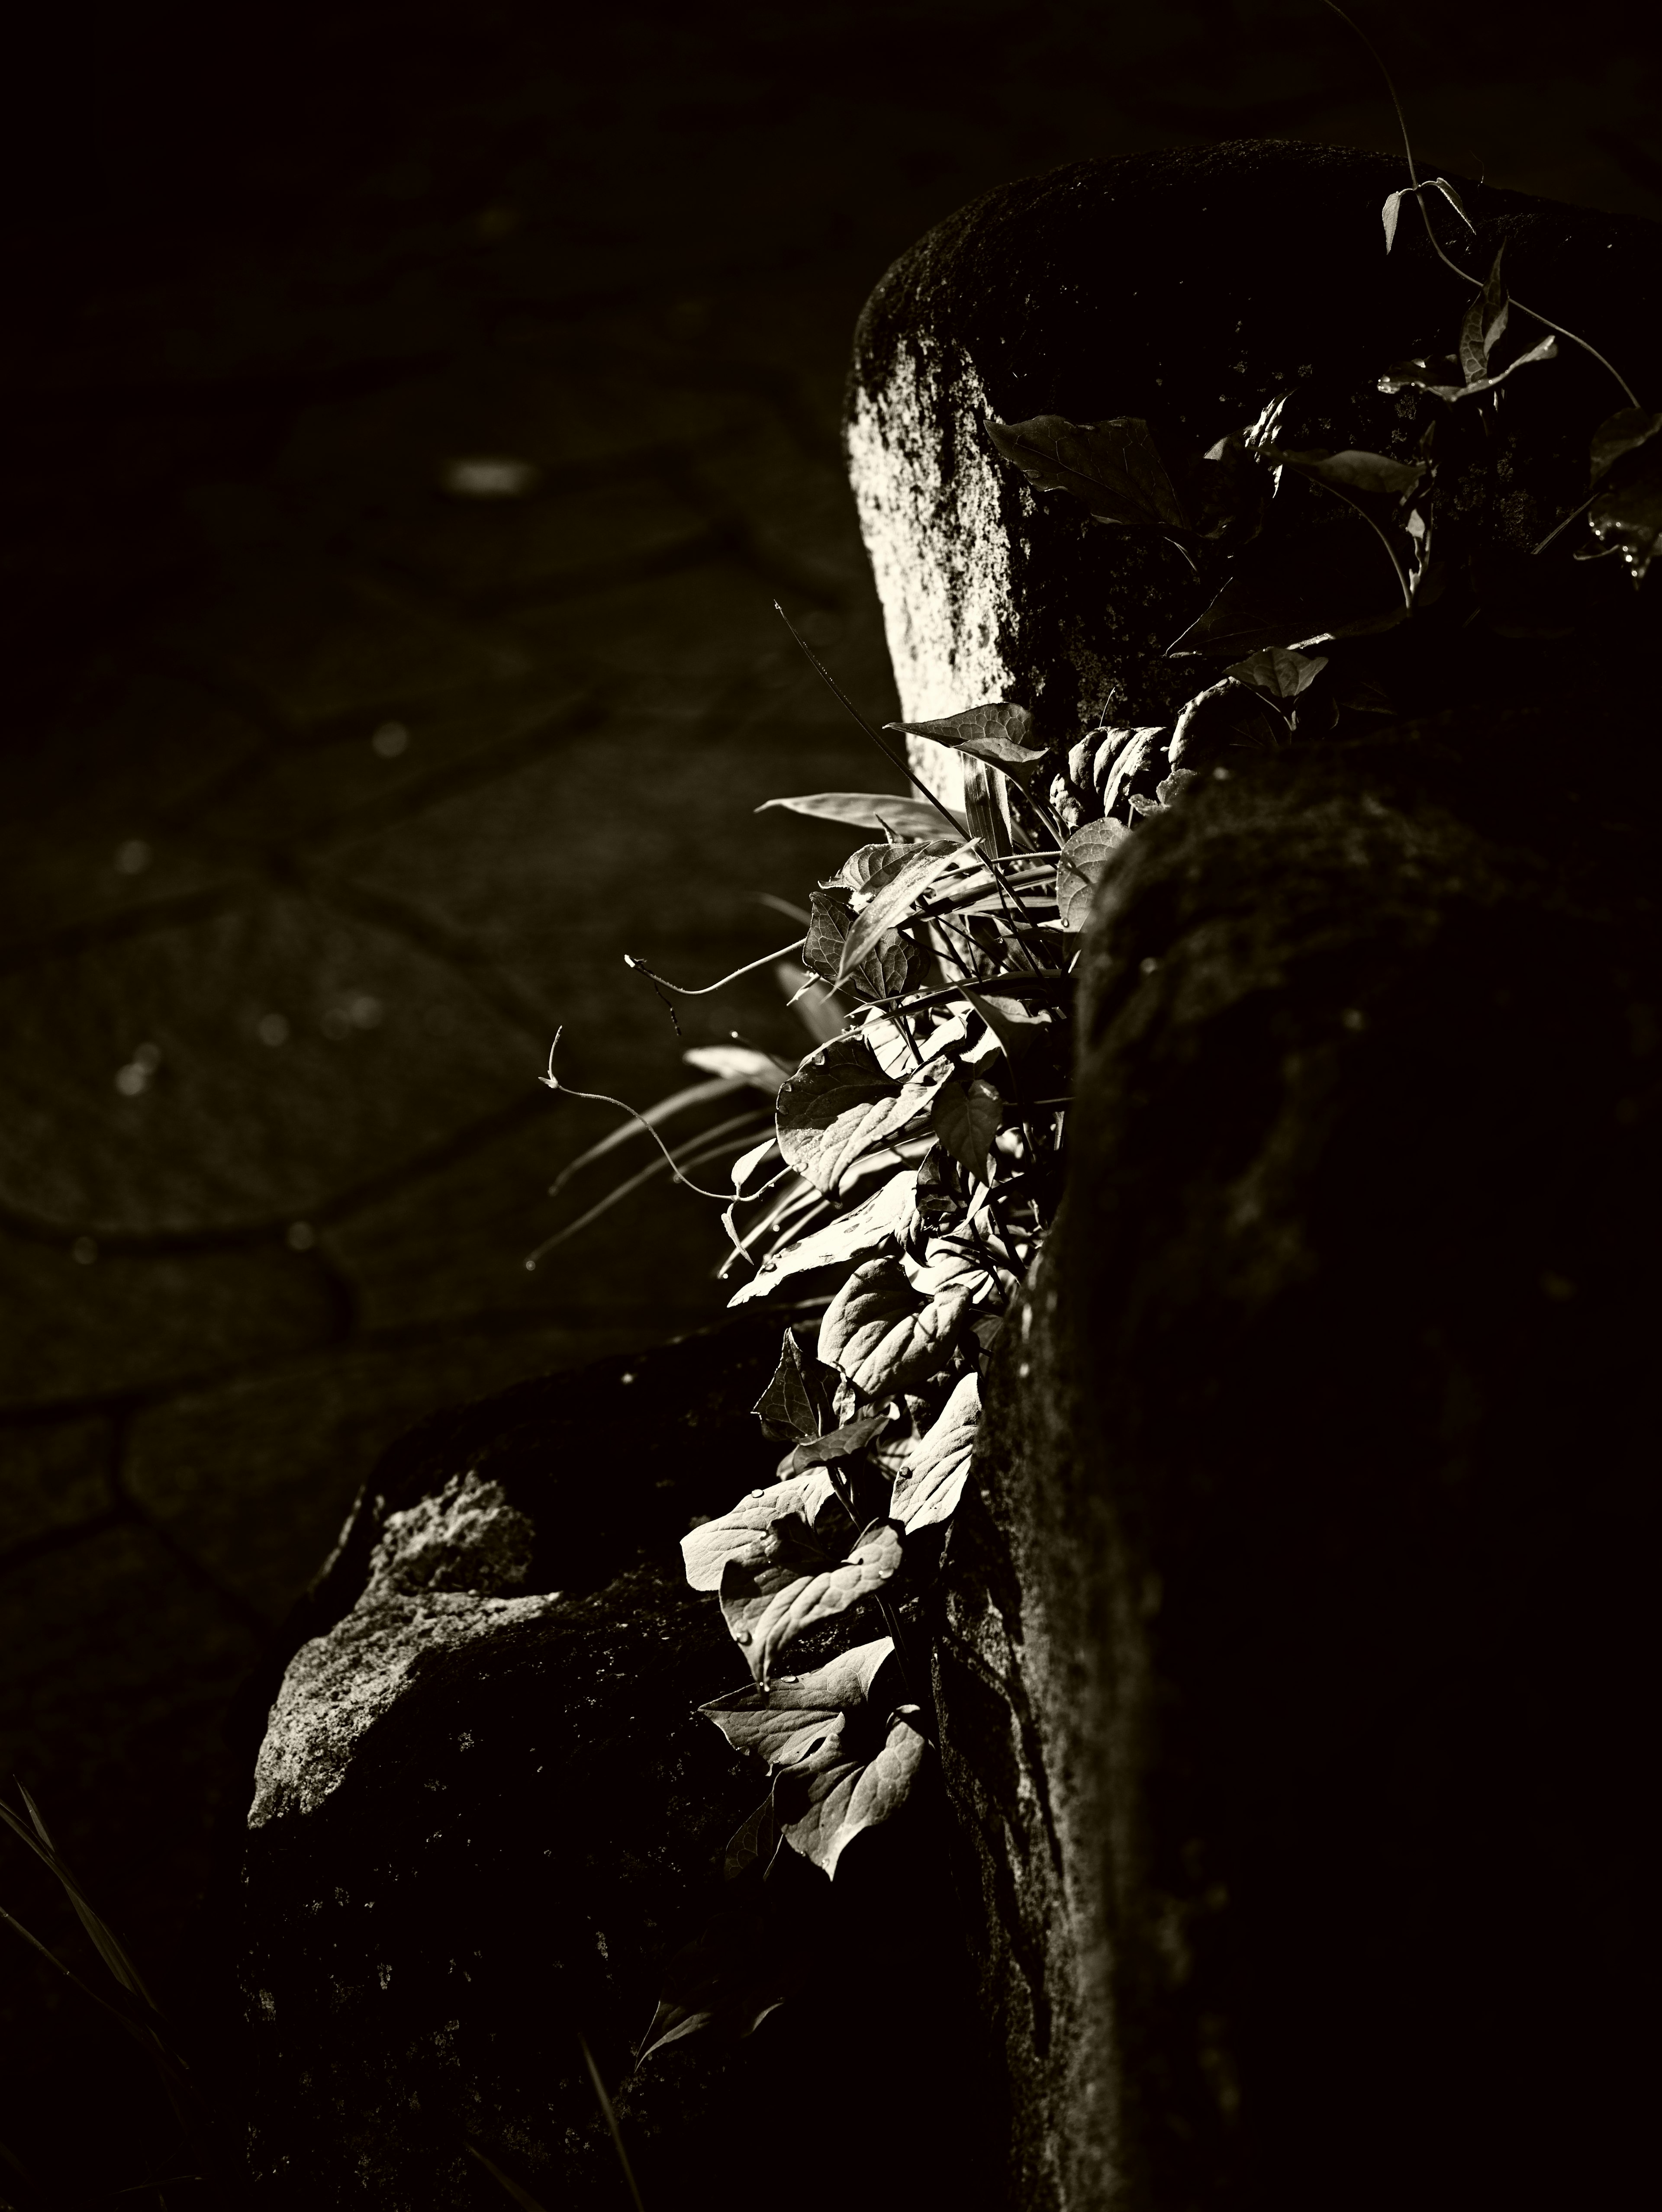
[2,0,1656,2187]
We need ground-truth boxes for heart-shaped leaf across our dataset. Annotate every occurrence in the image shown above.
[987,415,1189,530]
[699,1638,897,1767]
[776,1038,948,1196]
[1055,818,1130,931]
[889,1371,981,1532]
[786,1408,895,1474]
[1275,448,1426,498]
[833,842,970,984]
[929,1077,1004,1183]
[753,1328,836,1444]
[884,705,1049,793]
[818,1256,971,1396]
[719,1521,903,1679]
[774,1705,929,1878]
[727,1168,917,1306]
[803,885,921,1001]
[1223,647,1328,699]
[1589,407,1662,485]
[756,791,966,837]
[680,1470,837,1591]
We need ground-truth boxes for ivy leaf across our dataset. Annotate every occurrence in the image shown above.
[929,1077,1004,1183]
[776,1038,948,1196]
[753,1328,836,1444]
[1273,448,1426,498]
[755,791,966,838]
[1055,817,1130,931]
[987,415,1190,530]
[1223,646,1329,698]
[803,885,921,1001]
[833,842,971,984]
[680,1470,837,1591]
[719,1520,903,1679]
[699,1638,896,1768]
[727,1168,917,1307]
[774,1705,929,1878]
[889,1371,981,1532]
[1587,445,1662,584]
[1589,407,1662,485]
[1459,249,1510,385]
[818,1256,971,1396]
[884,705,1049,794]
[787,1407,895,1474]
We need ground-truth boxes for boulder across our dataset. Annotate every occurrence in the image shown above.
[224,1317,995,2207]
[842,142,1661,2210]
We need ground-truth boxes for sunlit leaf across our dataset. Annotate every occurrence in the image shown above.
[889,1372,981,1532]
[987,414,1189,530]
[720,1521,903,1679]
[1055,817,1129,931]
[1223,646,1328,698]
[884,705,1049,793]
[929,1077,1003,1183]
[1589,407,1662,485]
[700,1639,896,1767]
[1381,189,1403,252]
[1427,176,1473,228]
[775,1706,929,1878]
[756,790,966,837]
[680,1470,837,1590]
[727,1169,917,1306]
[682,1045,787,1096]
[775,1038,948,1196]
[818,1256,971,1396]
[753,1329,836,1444]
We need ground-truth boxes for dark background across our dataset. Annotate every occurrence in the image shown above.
[2,0,1657,2195]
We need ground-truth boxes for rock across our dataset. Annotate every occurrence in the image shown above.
[222,1316,995,2207]
[846,142,1661,2209]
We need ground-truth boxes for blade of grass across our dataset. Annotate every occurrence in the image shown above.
[466,2143,551,2211]
[5,1793,158,2011]
[580,2035,647,2212]
[526,1117,771,1267]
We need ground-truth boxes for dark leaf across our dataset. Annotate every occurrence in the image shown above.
[889,1371,980,1532]
[803,885,921,1001]
[635,1850,826,2064]
[1459,249,1509,385]
[1099,729,1167,818]
[681,1469,837,1591]
[987,414,1189,530]
[700,1638,896,1768]
[775,1038,948,1196]
[722,1797,780,1882]
[1272,447,1426,498]
[929,1077,1004,1183]
[1587,445,1662,583]
[1055,818,1130,931]
[834,842,971,982]
[727,1168,917,1306]
[1378,333,1556,402]
[787,1408,895,1474]
[756,791,966,838]
[916,1142,968,1231]
[885,704,1049,793]
[753,1328,836,1444]
[719,1520,903,1678]
[775,1706,929,1878]
[960,987,1054,1062]
[1589,407,1662,485]
[818,1256,971,1396]
[1223,646,1328,698]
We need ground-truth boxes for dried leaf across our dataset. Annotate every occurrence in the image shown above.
[1222,646,1328,698]
[1055,818,1129,931]
[884,705,1049,794]
[775,1706,929,1878]
[1589,407,1662,485]
[929,1077,1004,1183]
[700,1638,896,1767]
[818,1256,971,1396]
[753,1329,836,1444]
[775,1038,948,1196]
[889,1371,980,1532]
[681,1470,836,1591]
[728,1168,917,1306]
[756,791,966,838]
[719,1520,903,1678]
[834,842,971,983]
[987,415,1189,530]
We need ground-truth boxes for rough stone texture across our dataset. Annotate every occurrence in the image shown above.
[219,1315,992,2207]
[842,144,1660,2211]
